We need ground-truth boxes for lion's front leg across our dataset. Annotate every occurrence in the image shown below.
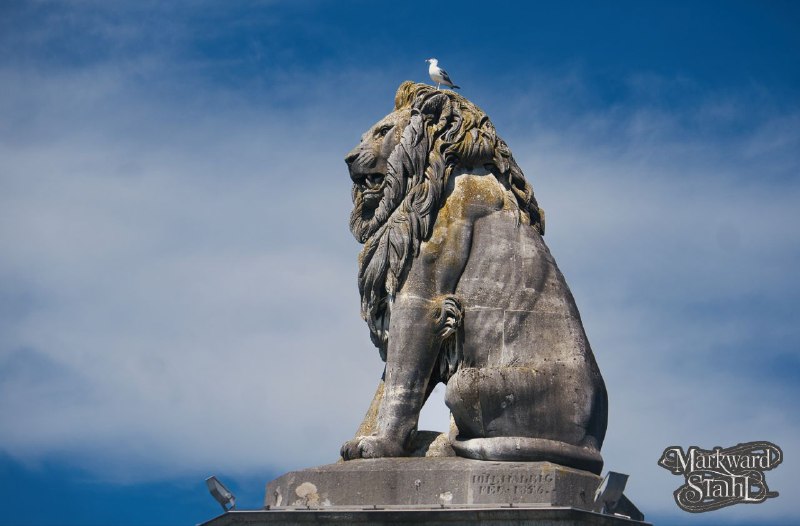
[340,379,407,460]
[342,296,443,459]
[342,197,473,461]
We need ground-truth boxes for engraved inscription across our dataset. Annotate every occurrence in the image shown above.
[471,472,554,496]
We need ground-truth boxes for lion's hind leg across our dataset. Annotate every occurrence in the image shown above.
[445,365,605,474]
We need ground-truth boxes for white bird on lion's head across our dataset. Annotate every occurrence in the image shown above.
[425,58,460,90]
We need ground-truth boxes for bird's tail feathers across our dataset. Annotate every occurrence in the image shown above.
[452,85,461,90]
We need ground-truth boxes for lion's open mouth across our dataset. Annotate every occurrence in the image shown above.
[360,173,384,192]
[354,173,385,200]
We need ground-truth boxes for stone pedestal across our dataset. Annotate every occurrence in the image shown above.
[201,458,648,525]
[266,458,601,509]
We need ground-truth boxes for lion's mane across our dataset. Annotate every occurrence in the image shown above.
[350,82,544,354]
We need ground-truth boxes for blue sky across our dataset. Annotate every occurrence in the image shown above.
[0,1,798,524]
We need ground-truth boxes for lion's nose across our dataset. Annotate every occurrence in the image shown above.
[344,148,359,167]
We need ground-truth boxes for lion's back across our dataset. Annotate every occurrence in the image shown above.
[448,201,607,453]
[455,209,590,367]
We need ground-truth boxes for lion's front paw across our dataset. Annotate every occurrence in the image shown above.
[340,438,364,461]
[340,435,407,460]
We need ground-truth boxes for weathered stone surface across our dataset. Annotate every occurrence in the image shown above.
[203,507,651,526]
[341,81,607,474]
[266,458,601,509]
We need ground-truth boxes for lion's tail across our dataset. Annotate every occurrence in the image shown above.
[450,436,604,474]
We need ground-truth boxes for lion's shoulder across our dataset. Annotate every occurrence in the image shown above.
[436,169,525,226]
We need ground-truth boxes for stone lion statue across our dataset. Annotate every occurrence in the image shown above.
[340,81,607,474]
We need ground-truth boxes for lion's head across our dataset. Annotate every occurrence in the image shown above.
[345,81,544,353]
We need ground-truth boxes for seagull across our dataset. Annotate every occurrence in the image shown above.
[426,58,460,90]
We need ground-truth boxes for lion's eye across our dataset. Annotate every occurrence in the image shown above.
[376,125,392,138]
